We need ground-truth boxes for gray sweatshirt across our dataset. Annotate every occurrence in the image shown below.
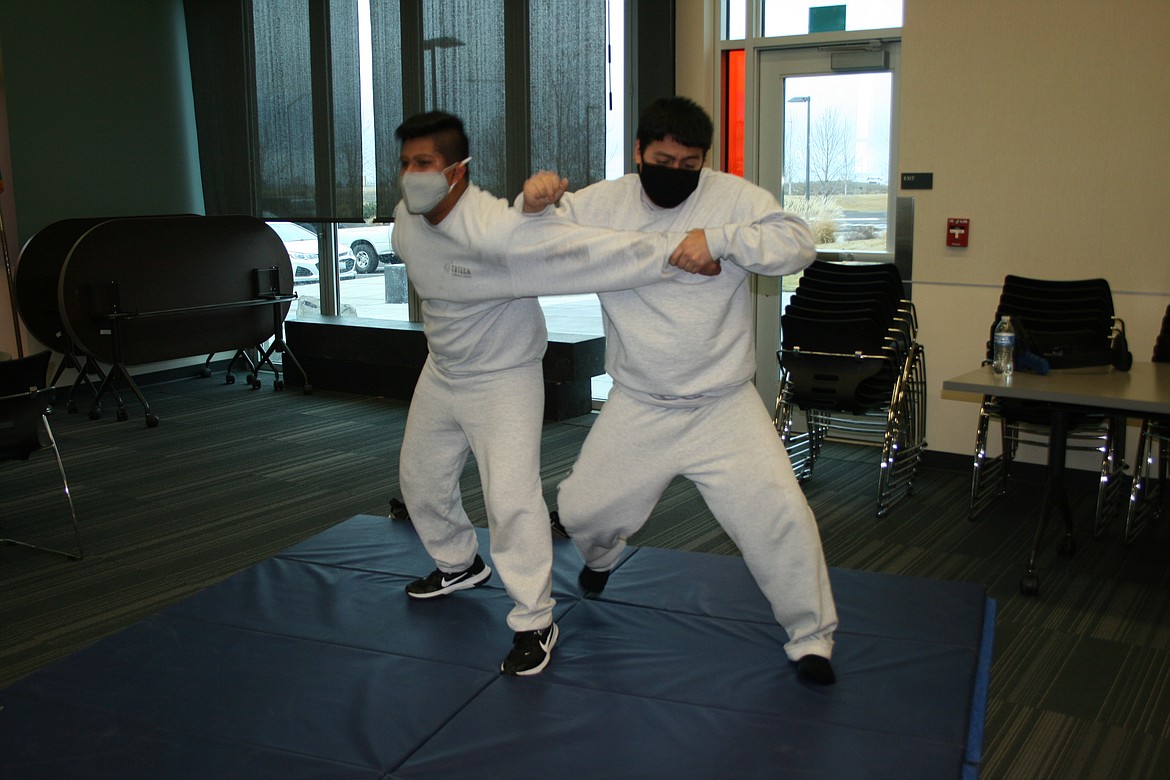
[391,183,687,376]
[546,170,816,399]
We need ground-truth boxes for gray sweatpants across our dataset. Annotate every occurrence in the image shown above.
[557,382,837,660]
[399,358,555,633]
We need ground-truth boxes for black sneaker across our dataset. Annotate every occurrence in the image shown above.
[405,555,492,599]
[389,497,411,521]
[578,565,611,598]
[500,623,559,676]
[550,510,570,538]
[795,654,836,685]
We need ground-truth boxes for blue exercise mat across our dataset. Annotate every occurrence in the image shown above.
[0,514,993,779]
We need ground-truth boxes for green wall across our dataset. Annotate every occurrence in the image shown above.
[0,0,204,246]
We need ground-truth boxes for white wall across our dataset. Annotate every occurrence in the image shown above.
[678,0,1170,462]
[903,0,1170,461]
[676,0,716,114]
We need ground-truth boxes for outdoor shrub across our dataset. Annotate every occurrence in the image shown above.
[784,194,842,244]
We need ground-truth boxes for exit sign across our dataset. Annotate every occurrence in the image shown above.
[901,172,934,190]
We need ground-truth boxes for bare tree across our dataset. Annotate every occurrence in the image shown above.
[810,107,855,195]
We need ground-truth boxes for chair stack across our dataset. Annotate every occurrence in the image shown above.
[970,276,1129,530]
[774,260,926,517]
[1124,303,1170,543]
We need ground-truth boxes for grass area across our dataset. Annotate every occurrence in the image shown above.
[779,192,890,291]
[784,193,888,212]
[833,193,888,211]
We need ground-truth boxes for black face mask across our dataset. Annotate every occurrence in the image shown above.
[638,163,700,209]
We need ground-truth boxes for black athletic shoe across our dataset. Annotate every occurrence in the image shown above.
[500,623,559,676]
[795,654,836,685]
[389,497,411,521]
[405,555,492,599]
[550,510,570,539]
[578,565,611,598]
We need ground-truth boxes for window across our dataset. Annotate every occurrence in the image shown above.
[723,50,746,176]
[762,1,901,37]
[718,2,903,405]
[780,70,893,255]
[725,0,747,40]
[724,1,901,41]
[535,0,625,401]
[185,0,610,321]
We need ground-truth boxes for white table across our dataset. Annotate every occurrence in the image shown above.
[943,363,1170,594]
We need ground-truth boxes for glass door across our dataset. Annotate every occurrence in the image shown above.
[751,39,900,404]
[758,41,899,260]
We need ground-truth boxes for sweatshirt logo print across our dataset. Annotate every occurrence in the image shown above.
[445,263,472,277]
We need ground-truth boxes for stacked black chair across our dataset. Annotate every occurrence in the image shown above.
[970,276,1130,532]
[1123,303,1170,543]
[774,260,926,517]
[0,351,84,560]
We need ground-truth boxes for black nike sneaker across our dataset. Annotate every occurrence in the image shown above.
[578,565,611,598]
[500,623,559,676]
[405,554,492,599]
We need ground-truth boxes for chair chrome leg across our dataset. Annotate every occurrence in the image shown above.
[2,414,84,561]
[1124,420,1165,546]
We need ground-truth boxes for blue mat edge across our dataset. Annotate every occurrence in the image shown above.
[963,596,996,778]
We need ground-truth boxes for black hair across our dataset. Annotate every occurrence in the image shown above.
[636,96,713,155]
[395,111,470,164]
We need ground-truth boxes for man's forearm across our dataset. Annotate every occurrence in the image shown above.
[506,217,688,298]
[706,213,816,276]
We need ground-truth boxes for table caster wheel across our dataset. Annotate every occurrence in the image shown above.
[274,379,284,391]
[302,383,314,395]
[146,414,160,428]
[199,367,212,378]
[89,407,102,421]
[1020,574,1040,595]
[117,408,129,422]
[226,374,236,385]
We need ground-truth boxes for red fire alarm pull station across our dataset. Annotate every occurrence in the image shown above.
[947,218,970,247]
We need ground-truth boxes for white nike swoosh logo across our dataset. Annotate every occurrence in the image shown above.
[540,627,557,652]
[441,573,466,587]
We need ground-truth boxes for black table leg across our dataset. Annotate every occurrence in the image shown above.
[1021,408,1072,595]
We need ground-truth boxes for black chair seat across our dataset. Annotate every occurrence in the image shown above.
[776,261,925,517]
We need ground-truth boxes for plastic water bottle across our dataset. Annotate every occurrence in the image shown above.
[992,315,1015,377]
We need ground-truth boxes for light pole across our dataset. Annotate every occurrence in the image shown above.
[421,36,465,109]
[787,96,811,204]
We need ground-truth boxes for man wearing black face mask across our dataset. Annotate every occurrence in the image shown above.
[522,96,840,685]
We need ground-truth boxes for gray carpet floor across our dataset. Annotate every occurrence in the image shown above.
[3,373,1170,779]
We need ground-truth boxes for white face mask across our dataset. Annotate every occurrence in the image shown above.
[400,157,471,214]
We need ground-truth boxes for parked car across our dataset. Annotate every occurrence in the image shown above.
[337,222,397,274]
[267,221,357,284]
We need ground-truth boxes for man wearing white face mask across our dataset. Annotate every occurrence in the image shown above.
[523,97,839,685]
[390,111,719,677]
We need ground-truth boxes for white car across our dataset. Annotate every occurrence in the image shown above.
[267,221,357,284]
[338,222,397,273]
